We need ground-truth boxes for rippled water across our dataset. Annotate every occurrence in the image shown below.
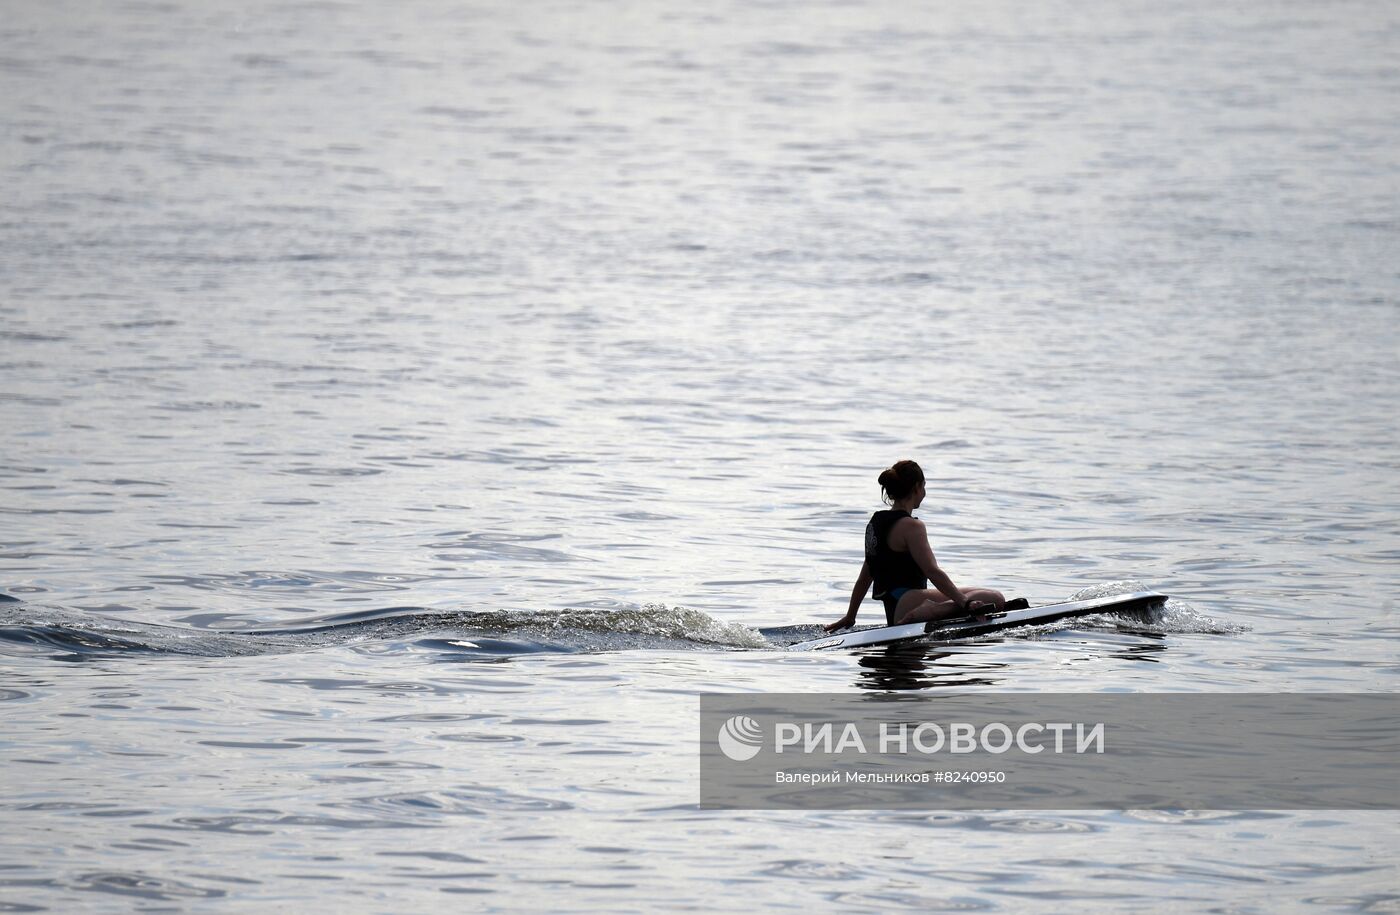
[2,0,1399,910]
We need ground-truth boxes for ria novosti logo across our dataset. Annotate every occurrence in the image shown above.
[717,715,763,761]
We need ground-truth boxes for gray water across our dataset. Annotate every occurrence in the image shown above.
[2,0,1399,910]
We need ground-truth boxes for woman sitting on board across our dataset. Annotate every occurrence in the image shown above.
[825,460,1005,632]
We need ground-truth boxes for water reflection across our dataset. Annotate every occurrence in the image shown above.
[851,632,1170,691]
[854,645,1010,692]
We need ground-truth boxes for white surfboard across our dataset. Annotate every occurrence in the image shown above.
[787,591,1168,651]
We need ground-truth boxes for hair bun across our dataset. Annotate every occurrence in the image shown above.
[877,460,924,504]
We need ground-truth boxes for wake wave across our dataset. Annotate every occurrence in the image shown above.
[0,601,769,661]
[1064,580,1245,635]
[0,582,1233,661]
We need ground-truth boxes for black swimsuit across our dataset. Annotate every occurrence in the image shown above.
[865,510,928,624]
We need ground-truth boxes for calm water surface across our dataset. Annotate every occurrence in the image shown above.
[2,0,1398,910]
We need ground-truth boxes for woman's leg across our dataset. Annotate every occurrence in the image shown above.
[962,588,1006,612]
[894,587,1005,625]
[893,589,957,625]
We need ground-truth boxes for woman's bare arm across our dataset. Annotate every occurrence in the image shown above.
[825,560,873,631]
[901,518,967,607]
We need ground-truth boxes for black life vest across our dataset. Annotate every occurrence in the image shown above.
[865,509,927,623]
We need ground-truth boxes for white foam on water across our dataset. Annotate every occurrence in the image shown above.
[475,604,771,649]
[1067,580,1248,635]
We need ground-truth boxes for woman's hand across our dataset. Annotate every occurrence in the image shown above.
[824,614,855,633]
